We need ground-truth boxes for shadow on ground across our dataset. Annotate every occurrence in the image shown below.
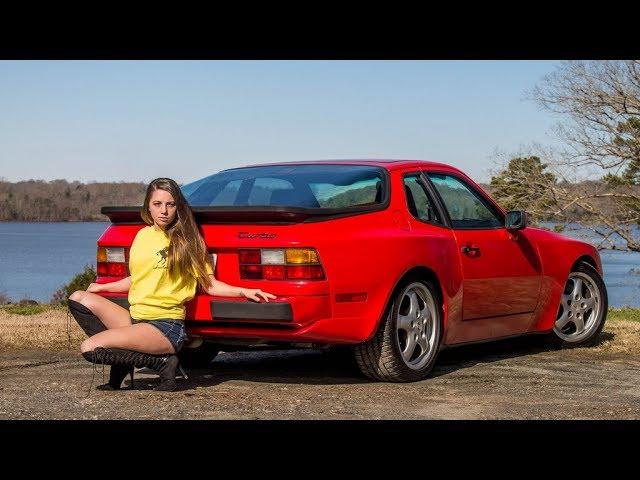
[432,331,614,378]
[122,331,615,391]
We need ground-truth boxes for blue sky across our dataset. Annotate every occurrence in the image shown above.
[0,60,563,184]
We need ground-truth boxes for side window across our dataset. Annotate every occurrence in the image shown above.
[427,173,503,229]
[310,178,381,208]
[403,175,443,225]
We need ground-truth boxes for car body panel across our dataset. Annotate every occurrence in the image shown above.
[95,160,603,349]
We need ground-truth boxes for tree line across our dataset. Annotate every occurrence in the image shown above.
[0,179,147,221]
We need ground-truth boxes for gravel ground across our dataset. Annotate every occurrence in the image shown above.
[1,333,640,419]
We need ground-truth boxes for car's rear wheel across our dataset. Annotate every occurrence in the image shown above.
[354,280,442,382]
[178,341,220,368]
[548,262,608,348]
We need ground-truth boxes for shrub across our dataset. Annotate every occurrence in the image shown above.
[50,264,96,305]
[3,304,48,315]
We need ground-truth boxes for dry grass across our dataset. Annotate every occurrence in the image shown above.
[585,307,640,356]
[1,305,639,354]
[0,305,84,351]
[591,319,640,355]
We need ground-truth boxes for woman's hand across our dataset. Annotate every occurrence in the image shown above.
[240,288,277,303]
[86,283,103,293]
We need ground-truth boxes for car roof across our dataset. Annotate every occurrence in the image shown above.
[228,159,463,173]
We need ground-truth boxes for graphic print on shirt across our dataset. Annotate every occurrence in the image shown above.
[154,247,169,269]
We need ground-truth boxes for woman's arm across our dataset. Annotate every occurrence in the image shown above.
[86,276,132,293]
[204,275,276,302]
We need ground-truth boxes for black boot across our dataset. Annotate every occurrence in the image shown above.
[68,299,107,337]
[82,347,168,370]
[154,354,179,391]
[81,348,182,392]
[96,364,135,390]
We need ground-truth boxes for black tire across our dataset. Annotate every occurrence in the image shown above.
[178,341,220,368]
[353,279,443,382]
[545,261,608,349]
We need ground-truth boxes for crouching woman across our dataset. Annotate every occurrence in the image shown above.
[69,177,275,391]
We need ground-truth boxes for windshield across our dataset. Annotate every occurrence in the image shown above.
[181,165,387,209]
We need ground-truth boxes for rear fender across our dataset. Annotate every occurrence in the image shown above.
[323,231,462,343]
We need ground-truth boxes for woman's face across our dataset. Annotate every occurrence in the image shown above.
[148,189,177,229]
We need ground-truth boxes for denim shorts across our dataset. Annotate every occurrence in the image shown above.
[130,318,188,353]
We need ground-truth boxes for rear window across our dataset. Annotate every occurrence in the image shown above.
[181,165,387,209]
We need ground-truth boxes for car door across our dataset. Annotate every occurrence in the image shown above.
[425,171,542,341]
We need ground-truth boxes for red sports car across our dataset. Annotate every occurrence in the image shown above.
[97,160,608,382]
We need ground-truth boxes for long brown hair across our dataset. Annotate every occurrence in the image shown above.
[140,178,213,291]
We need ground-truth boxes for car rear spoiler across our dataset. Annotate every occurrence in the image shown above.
[100,204,386,225]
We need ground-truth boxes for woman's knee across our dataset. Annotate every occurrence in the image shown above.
[69,290,86,303]
[80,338,97,353]
[70,290,101,310]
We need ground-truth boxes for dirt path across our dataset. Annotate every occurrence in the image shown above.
[2,333,640,419]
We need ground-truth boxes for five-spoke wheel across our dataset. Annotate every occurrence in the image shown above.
[551,262,608,347]
[395,283,439,370]
[354,279,442,382]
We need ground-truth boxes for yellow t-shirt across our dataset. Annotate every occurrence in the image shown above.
[128,225,213,321]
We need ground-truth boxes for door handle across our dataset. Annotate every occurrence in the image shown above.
[461,244,480,255]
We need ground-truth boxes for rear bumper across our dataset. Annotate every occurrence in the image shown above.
[101,293,372,344]
[211,300,293,322]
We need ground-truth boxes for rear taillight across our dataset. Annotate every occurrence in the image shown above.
[239,248,324,280]
[97,246,129,277]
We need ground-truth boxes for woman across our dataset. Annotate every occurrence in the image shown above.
[69,177,276,391]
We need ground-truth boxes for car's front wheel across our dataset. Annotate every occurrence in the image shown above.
[353,280,442,382]
[549,262,608,347]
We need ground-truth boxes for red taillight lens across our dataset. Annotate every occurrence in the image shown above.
[97,262,128,277]
[239,249,261,264]
[238,248,324,280]
[263,265,286,280]
[286,265,324,279]
[97,262,108,276]
[240,264,263,279]
[97,246,130,278]
[110,263,128,276]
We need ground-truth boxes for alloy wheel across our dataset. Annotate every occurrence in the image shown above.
[395,282,439,370]
[554,271,602,343]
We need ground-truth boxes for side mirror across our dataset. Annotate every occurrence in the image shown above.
[506,210,527,230]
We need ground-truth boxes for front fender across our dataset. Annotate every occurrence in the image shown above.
[526,227,603,332]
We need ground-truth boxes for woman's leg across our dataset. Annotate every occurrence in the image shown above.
[80,323,175,355]
[69,290,132,329]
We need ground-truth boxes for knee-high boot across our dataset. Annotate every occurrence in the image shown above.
[69,299,133,389]
[68,299,107,336]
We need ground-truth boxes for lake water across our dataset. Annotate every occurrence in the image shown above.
[0,222,638,307]
[0,222,111,303]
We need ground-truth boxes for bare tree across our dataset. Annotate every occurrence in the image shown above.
[531,60,640,172]
[491,61,640,251]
